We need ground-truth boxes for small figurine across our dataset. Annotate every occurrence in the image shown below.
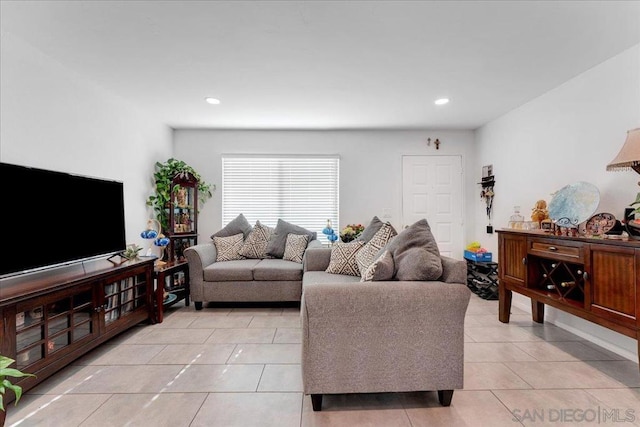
[531,199,550,226]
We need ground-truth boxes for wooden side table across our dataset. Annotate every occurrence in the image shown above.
[154,260,190,323]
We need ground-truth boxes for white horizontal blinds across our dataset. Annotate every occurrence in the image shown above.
[222,155,339,244]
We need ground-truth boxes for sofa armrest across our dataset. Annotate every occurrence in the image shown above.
[184,242,217,273]
[184,242,217,304]
[303,247,332,272]
[440,256,467,284]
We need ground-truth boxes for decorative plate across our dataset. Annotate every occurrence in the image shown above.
[548,182,600,227]
[584,213,616,236]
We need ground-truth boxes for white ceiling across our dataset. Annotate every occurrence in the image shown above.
[1,1,639,130]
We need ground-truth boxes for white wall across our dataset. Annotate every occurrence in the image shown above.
[173,129,476,248]
[0,32,173,245]
[474,44,640,360]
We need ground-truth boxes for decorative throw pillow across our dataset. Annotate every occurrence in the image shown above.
[356,216,385,243]
[386,219,442,281]
[212,213,253,240]
[325,241,364,276]
[265,219,317,259]
[238,221,274,259]
[213,233,245,262]
[283,234,310,264]
[395,247,443,281]
[360,250,395,282]
[356,222,397,276]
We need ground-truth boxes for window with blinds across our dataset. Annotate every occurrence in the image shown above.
[222,155,339,243]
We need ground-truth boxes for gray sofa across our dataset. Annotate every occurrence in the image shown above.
[184,240,322,309]
[301,246,471,411]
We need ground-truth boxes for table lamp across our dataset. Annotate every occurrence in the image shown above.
[607,128,640,237]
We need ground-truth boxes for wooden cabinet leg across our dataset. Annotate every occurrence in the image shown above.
[531,300,544,323]
[499,287,512,323]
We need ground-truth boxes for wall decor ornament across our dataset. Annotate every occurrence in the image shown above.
[548,182,600,228]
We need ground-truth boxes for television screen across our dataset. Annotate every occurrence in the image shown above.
[1,162,126,277]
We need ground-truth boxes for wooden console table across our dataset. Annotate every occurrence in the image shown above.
[497,229,639,365]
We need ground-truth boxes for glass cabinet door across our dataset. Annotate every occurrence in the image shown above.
[15,285,96,369]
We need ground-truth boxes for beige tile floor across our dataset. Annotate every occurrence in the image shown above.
[5,295,640,427]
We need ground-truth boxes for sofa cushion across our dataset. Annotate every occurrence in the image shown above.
[238,220,274,259]
[204,259,261,281]
[283,234,309,264]
[303,270,361,286]
[360,250,395,282]
[212,213,253,239]
[355,222,397,275]
[213,233,246,262]
[356,215,384,243]
[266,219,317,259]
[386,219,442,280]
[252,259,304,281]
[325,240,364,276]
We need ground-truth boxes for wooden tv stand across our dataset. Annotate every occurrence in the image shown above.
[0,257,155,403]
[497,229,639,365]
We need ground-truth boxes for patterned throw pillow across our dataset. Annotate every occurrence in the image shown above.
[325,241,365,276]
[265,219,317,259]
[238,221,274,259]
[356,222,397,277]
[213,233,245,262]
[282,234,309,264]
[360,250,395,282]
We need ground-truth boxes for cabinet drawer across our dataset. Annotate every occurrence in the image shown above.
[529,240,584,262]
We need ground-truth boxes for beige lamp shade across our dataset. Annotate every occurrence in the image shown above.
[607,128,640,173]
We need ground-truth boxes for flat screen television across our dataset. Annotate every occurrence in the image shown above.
[1,162,126,278]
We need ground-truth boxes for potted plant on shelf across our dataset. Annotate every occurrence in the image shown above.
[146,158,215,234]
[1,355,35,424]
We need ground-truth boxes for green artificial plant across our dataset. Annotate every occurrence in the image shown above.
[0,355,35,412]
[146,158,214,233]
[632,192,640,215]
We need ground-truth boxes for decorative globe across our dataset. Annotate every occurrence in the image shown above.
[140,229,158,239]
[154,236,170,247]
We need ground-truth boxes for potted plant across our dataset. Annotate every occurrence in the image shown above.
[146,158,214,233]
[1,355,35,423]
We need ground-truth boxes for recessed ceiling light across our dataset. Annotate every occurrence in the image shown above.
[205,97,220,105]
[434,98,449,105]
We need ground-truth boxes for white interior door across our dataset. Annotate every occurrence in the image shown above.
[402,155,463,259]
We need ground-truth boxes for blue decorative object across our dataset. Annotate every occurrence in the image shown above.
[140,219,162,257]
[140,229,158,239]
[322,219,339,244]
[154,236,170,247]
